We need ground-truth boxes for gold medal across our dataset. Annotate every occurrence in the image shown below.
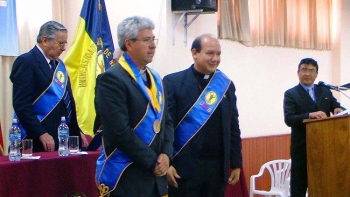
[153,120,161,133]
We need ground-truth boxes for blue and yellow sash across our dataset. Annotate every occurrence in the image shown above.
[15,59,68,139]
[173,70,231,157]
[95,53,164,196]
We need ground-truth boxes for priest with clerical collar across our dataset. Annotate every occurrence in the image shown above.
[163,34,243,197]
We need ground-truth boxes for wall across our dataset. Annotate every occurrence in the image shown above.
[340,0,350,108]
[2,0,347,146]
[58,0,346,139]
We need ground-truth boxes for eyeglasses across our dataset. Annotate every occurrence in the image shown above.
[54,40,67,48]
[131,37,158,45]
[300,68,317,74]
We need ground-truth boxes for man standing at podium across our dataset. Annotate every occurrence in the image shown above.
[283,57,343,197]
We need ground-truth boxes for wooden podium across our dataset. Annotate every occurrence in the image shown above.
[304,114,350,197]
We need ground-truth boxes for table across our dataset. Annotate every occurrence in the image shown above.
[224,169,249,197]
[0,151,100,197]
[0,150,248,197]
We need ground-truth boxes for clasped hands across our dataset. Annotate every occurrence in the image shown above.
[153,153,169,177]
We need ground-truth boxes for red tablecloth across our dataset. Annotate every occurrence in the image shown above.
[0,150,248,197]
[225,169,249,197]
[0,151,100,197]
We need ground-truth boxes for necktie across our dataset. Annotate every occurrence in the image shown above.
[308,88,315,102]
[140,69,150,88]
[63,89,72,123]
[49,60,56,71]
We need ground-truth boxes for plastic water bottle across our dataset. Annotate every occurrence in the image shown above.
[9,118,21,161]
[58,116,69,156]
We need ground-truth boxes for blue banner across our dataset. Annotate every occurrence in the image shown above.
[0,0,19,56]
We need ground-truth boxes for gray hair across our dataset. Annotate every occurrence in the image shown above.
[117,16,155,51]
[37,21,67,43]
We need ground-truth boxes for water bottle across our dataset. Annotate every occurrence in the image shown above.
[58,116,69,156]
[9,118,21,161]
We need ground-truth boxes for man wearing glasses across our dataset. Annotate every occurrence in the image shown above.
[283,57,343,197]
[10,21,85,152]
[95,16,173,197]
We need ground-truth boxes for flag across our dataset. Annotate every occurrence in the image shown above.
[0,0,19,56]
[64,0,114,137]
[0,120,4,155]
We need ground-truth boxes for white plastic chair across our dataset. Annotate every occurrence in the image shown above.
[250,159,291,197]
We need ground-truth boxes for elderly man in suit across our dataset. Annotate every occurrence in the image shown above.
[10,21,85,152]
[163,34,242,197]
[95,16,174,197]
[283,57,343,197]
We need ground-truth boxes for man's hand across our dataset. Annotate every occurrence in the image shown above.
[153,153,169,177]
[167,166,181,188]
[334,108,342,115]
[80,132,89,148]
[227,168,240,186]
[309,111,327,119]
[39,133,55,152]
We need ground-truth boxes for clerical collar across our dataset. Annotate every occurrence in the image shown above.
[191,64,213,80]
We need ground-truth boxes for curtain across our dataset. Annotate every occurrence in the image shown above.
[218,0,336,50]
[0,56,15,152]
[218,0,251,46]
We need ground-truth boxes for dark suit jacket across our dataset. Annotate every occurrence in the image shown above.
[95,63,174,197]
[283,83,341,155]
[163,66,242,182]
[10,46,80,152]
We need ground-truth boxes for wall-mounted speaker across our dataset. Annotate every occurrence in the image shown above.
[171,0,218,12]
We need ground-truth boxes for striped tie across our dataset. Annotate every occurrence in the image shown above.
[49,60,56,71]
[63,88,72,123]
[51,60,72,122]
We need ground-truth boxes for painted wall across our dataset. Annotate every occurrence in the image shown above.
[14,0,349,138]
[60,0,350,138]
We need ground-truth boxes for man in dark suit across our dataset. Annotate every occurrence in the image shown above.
[95,16,174,197]
[10,21,83,152]
[163,34,242,197]
[283,58,343,197]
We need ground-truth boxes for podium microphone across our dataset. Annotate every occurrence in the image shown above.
[318,81,348,91]
[341,83,350,88]
[318,81,349,114]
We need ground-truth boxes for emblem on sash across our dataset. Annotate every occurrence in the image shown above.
[153,120,161,133]
[98,183,110,196]
[205,91,218,105]
[56,71,66,84]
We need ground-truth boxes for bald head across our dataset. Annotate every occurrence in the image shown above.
[191,34,218,53]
